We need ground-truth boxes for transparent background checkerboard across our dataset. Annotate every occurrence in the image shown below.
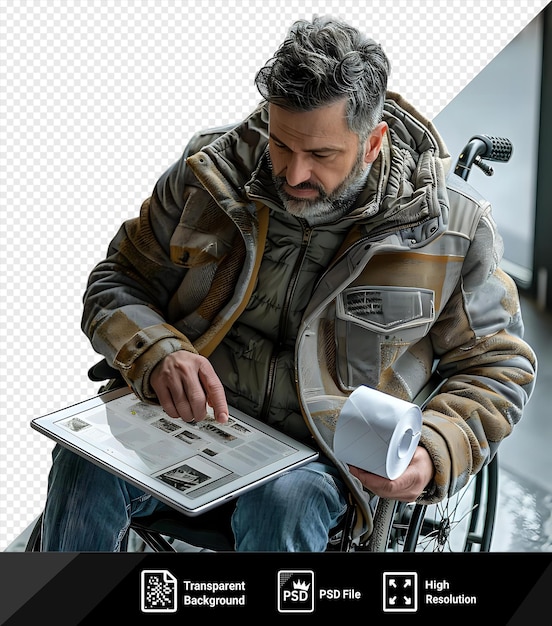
[1,0,547,550]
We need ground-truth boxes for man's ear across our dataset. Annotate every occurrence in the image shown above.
[364,122,388,164]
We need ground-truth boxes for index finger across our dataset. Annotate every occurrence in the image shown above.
[198,361,228,423]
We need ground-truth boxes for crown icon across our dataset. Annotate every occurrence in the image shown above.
[292,580,311,592]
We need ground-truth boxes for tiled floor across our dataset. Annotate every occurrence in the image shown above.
[492,467,552,551]
[5,294,551,553]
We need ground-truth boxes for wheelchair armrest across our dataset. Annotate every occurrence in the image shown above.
[412,371,445,408]
[88,359,122,383]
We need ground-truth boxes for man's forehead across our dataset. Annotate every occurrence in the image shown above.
[268,101,355,148]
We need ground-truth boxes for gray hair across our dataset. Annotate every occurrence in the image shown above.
[255,16,390,139]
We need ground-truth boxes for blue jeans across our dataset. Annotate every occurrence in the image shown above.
[41,445,349,552]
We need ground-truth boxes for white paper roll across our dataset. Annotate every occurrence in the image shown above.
[333,385,422,480]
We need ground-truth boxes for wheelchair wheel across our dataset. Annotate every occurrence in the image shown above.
[366,455,498,552]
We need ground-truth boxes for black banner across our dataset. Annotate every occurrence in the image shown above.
[1,552,550,624]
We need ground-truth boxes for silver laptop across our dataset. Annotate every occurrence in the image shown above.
[31,387,318,517]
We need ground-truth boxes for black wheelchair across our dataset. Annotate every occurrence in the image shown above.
[26,133,511,553]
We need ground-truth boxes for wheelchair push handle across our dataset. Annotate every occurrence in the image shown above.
[454,134,513,180]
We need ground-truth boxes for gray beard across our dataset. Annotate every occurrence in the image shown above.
[271,156,370,225]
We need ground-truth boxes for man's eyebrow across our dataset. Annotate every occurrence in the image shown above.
[269,132,342,154]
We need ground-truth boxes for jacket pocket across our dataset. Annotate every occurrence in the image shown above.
[334,286,435,389]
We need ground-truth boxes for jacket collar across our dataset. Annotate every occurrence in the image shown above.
[190,94,451,236]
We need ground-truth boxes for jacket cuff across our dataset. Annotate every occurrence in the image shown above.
[417,414,471,504]
[113,324,197,401]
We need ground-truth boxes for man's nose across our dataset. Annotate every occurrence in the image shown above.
[285,154,312,187]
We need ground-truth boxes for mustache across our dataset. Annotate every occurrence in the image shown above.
[274,176,326,197]
[287,181,318,191]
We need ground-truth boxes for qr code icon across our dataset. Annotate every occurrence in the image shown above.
[140,569,178,613]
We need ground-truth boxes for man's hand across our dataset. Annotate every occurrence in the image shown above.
[348,446,434,502]
[150,351,228,425]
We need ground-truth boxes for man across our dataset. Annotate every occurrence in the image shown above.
[41,16,536,551]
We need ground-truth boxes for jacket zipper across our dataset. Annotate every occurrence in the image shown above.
[260,220,313,421]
